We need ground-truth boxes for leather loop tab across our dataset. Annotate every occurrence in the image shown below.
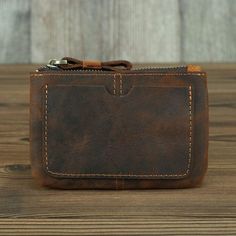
[59,57,132,71]
[102,60,132,70]
[82,60,102,69]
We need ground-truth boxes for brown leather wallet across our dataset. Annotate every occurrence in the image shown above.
[30,57,208,189]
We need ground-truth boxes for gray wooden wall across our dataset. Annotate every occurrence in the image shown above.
[0,0,236,63]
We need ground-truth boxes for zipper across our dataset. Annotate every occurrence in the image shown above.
[35,59,202,73]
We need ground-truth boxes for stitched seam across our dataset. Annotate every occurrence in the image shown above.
[120,75,123,95]
[114,73,122,95]
[43,85,192,177]
[113,75,116,95]
[44,84,49,172]
[113,74,122,95]
[187,86,192,176]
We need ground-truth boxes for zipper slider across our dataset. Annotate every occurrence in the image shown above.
[47,59,68,69]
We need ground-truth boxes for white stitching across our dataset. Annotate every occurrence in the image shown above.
[113,73,122,96]
[119,75,123,95]
[187,86,192,175]
[43,85,192,177]
[44,84,49,171]
[113,75,116,95]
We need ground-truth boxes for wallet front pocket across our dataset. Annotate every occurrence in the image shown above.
[42,84,193,179]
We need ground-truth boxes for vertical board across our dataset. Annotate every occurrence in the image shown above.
[180,0,236,62]
[0,0,235,63]
[0,0,30,63]
[30,0,181,63]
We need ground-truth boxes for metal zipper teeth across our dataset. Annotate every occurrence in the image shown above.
[133,65,187,71]
[36,66,107,72]
[36,65,188,72]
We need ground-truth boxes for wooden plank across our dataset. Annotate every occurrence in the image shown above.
[1,0,236,64]
[0,64,235,235]
[180,0,236,62]
[0,0,30,63]
[0,218,235,235]
[30,0,180,63]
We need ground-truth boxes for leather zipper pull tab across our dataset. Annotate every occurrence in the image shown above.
[47,57,132,71]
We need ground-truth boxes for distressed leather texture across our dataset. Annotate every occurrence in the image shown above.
[30,65,208,189]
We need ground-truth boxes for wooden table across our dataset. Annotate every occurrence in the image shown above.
[0,64,235,235]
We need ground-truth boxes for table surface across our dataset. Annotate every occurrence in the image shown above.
[0,64,235,235]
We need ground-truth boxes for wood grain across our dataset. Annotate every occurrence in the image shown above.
[0,218,235,235]
[180,0,236,62]
[30,0,180,63]
[0,0,30,63]
[0,64,236,235]
[1,0,236,63]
